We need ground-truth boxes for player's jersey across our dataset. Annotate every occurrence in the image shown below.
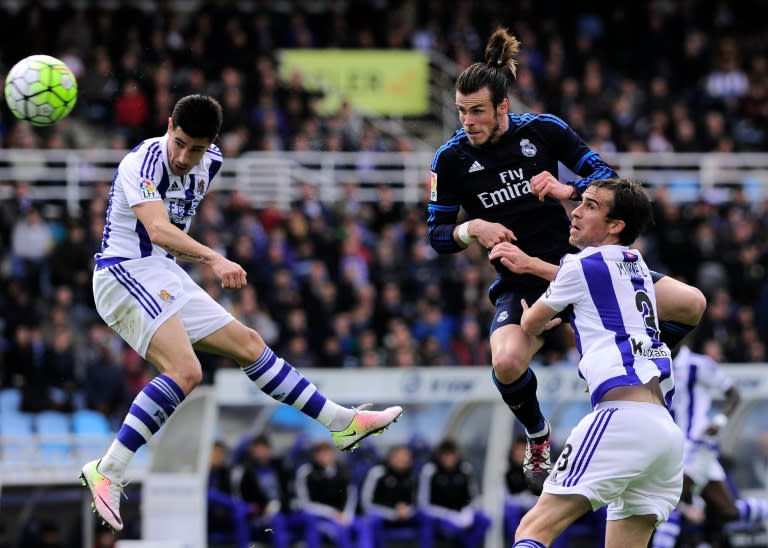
[669,345,733,442]
[96,134,223,265]
[427,112,617,291]
[540,245,674,409]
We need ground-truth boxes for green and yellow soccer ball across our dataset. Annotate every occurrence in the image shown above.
[4,54,78,126]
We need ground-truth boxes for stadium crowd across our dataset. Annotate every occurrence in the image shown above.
[0,0,767,425]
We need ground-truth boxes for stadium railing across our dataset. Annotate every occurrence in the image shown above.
[1,150,767,217]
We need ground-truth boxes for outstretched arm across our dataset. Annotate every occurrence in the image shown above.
[133,201,247,288]
[488,242,558,281]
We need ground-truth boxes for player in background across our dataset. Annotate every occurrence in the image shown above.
[509,177,683,548]
[427,26,705,495]
[651,344,768,548]
[79,94,403,531]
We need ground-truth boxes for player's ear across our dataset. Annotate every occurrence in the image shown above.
[166,117,173,133]
[608,218,625,236]
[498,96,510,115]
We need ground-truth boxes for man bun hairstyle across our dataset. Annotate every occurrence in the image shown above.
[590,178,654,246]
[455,27,520,107]
[171,94,223,143]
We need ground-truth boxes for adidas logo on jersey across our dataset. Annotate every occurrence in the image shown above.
[168,180,182,192]
[468,161,484,173]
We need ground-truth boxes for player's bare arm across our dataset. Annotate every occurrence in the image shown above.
[452,218,516,249]
[531,171,580,202]
[132,201,247,288]
[488,242,559,280]
[519,298,562,337]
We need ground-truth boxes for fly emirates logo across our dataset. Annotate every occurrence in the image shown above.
[477,168,532,208]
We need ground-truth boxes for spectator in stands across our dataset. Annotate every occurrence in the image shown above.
[207,440,249,548]
[503,436,539,543]
[48,221,93,307]
[236,434,292,547]
[417,439,491,548]
[10,205,53,296]
[293,440,373,548]
[362,443,433,548]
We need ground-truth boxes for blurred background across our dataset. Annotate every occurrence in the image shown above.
[0,0,767,547]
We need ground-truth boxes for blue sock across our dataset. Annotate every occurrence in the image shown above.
[99,374,185,478]
[242,347,344,427]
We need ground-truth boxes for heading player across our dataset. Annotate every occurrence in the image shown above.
[427,26,705,494]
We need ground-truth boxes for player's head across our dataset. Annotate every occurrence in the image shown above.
[455,27,519,146]
[569,178,653,248]
[166,94,223,176]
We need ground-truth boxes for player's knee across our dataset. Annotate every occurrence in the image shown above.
[492,350,529,380]
[688,287,707,324]
[169,363,203,394]
[240,328,266,363]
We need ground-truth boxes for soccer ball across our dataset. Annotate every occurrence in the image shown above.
[4,54,78,126]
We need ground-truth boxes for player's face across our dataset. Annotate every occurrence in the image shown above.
[456,88,509,145]
[569,187,624,249]
[166,118,212,176]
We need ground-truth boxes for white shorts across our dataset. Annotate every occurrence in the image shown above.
[683,440,726,493]
[92,256,234,357]
[544,400,683,523]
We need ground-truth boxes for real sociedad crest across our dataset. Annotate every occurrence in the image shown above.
[520,139,537,157]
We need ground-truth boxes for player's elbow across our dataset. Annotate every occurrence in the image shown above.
[145,219,172,244]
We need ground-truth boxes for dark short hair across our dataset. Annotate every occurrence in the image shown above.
[589,178,654,245]
[171,94,223,142]
[435,439,459,455]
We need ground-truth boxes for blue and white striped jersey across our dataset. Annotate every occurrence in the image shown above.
[540,245,674,409]
[97,134,223,263]
[669,345,733,442]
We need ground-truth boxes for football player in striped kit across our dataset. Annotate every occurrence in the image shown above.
[508,178,683,548]
[651,344,768,547]
[427,26,705,496]
[79,94,402,531]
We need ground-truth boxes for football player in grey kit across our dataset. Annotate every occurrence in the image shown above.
[427,27,705,494]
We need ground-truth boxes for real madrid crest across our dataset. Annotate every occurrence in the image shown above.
[520,139,537,158]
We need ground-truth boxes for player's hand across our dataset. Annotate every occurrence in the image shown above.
[520,298,562,333]
[488,242,532,274]
[470,219,516,248]
[531,171,576,201]
[210,255,247,289]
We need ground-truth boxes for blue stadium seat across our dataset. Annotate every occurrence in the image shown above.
[0,412,34,463]
[72,409,113,460]
[0,387,22,414]
[35,411,74,464]
[72,409,111,435]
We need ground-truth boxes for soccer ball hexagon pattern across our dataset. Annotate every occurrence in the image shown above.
[4,54,78,126]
